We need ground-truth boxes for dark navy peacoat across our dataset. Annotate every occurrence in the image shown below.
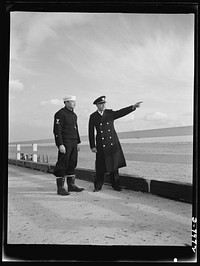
[53,107,81,147]
[88,105,135,173]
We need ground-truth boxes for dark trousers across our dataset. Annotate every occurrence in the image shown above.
[53,139,78,177]
[94,169,121,190]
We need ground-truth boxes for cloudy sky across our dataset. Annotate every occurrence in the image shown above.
[9,12,194,142]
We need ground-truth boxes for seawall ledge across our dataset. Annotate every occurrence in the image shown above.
[8,158,192,204]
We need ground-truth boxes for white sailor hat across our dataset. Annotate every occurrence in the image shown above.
[63,95,76,101]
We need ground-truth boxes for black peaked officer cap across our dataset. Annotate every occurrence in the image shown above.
[93,96,106,105]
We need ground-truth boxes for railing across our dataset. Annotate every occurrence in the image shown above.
[8,125,193,165]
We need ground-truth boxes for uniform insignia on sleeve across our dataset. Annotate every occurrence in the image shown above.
[56,119,60,124]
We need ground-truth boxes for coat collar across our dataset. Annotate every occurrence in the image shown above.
[95,109,109,122]
[97,110,104,116]
[63,106,74,113]
[96,109,107,117]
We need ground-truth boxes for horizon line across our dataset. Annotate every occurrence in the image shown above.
[9,125,193,145]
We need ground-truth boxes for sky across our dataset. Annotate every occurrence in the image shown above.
[9,12,194,142]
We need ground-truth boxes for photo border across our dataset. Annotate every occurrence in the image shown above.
[3,0,198,262]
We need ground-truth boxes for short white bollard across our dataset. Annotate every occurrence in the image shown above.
[32,143,38,162]
[16,144,21,160]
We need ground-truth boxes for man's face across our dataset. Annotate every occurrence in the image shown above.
[97,102,106,112]
[65,100,76,110]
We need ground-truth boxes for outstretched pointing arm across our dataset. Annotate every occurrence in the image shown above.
[113,102,143,120]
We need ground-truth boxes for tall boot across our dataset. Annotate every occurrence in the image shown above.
[56,177,70,196]
[66,175,84,192]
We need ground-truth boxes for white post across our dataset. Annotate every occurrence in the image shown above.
[32,143,38,162]
[16,144,21,160]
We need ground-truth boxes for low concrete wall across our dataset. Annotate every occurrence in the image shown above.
[150,180,192,204]
[8,158,192,203]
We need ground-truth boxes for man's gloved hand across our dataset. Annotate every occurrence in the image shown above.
[91,147,97,153]
[133,101,143,109]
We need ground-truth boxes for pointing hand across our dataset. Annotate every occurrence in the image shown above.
[134,102,143,108]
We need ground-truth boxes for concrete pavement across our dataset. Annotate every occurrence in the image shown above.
[7,164,192,246]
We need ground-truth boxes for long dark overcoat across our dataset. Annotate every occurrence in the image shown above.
[88,105,135,173]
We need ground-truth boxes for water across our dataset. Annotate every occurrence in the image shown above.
[8,142,193,184]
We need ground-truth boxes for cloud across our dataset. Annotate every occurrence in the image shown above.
[40,100,48,106]
[120,113,135,122]
[9,80,24,92]
[58,25,193,98]
[20,13,96,55]
[9,14,194,142]
[40,99,63,106]
[143,112,169,122]
[50,99,63,105]
[182,111,193,117]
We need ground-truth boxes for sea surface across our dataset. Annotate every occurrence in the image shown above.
[8,142,193,184]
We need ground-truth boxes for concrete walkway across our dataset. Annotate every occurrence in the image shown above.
[8,164,192,246]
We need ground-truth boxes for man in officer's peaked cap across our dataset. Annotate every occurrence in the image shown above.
[88,96,142,192]
[93,96,106,105]
[53,95,84,195]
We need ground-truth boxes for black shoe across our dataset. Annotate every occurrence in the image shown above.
[114,187,122,191]
[68,186,85,192]
[93,188,101,192]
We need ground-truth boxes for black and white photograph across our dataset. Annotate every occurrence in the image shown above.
[4,0,198,263]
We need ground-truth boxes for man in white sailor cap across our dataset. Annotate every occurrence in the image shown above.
[53,95,84,195]
[88,96,142,192]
